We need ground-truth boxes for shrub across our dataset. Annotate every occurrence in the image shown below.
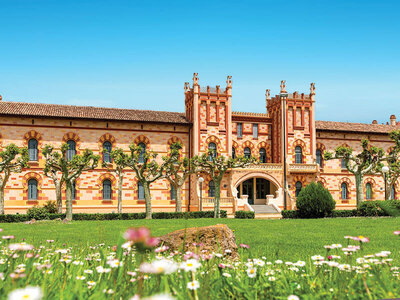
[296,182,336,218]
[331,209,358,218]
[0,210,228,223]
[26,206,50,220]
[357,201,386,217]
[378,200,400,217]
[281,210,299,219]
[235,211,255,219]
[43,201,57,214]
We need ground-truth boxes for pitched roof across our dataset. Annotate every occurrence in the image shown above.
[0,101,190,125]
[316,120,398,134]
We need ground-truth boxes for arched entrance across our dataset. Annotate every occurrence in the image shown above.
[235,174,280,205]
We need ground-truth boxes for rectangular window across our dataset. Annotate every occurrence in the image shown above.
[341,159,347,169]
[253,124,258,138]
[237,123,243,138]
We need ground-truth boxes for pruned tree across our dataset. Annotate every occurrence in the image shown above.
[324,139,385,206]
[108,147,130,213]
[162,142,198,212]
[42,144,100,221]
[42,155,64,213]
[192,150,257,218]
[126,142,176,219]
[374,130,400,199]
[0,144,29,214]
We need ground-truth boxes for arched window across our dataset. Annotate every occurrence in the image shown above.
[244,147,251,159]
[391,185,396,200]
[316,149,322,167]
[72,181,76,200]
[341,182,348,199]
[259,148,267,163]
[66,140,76,161]
[28,139,38,161]
[208,143,217,161]
[138,143,146,163]
[341,159,347,169]
[138,182,145,200]
[295,181,302,197]
[28,179,38,200]
[366,183,372,200]
[103,179,112,200]
[209,180,215,197]
[103,141,112,163]
[170,184,176,200]
[232,147,236,159]
[295,146,302,164]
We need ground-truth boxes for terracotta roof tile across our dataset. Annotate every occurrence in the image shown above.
[316,120,398,134]
[0,101,190,125]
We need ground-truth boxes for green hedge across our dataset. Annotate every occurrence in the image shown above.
[282,200,400,219]
[0,210,227,223]
[235,211,255,219]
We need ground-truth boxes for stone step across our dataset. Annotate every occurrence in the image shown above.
[251,204,279,214]
[255,213,282,219]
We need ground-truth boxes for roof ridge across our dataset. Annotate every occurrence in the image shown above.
[0,101,185,115]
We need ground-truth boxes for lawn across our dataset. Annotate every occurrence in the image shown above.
[2,217,399,261]
[2,217,400,299]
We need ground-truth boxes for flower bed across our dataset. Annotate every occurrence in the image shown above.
[1,226,400,299]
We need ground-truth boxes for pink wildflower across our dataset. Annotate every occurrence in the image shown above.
[239,243,250,249]
[394,231,400,235]
[123,227,159,250]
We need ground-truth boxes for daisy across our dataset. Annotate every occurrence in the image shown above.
[8,286,42,300]
[288,295,299,300]
[181,259,201,272]
[187,280,200,290]
[76,276,86,280]
[247,267,257,278]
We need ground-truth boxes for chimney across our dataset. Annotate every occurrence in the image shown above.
[390,115,397,126]
[372,120,377,124]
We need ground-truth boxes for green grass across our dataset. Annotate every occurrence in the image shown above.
[2,217,399,260]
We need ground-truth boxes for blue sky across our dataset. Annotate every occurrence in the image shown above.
[1,0,399,123]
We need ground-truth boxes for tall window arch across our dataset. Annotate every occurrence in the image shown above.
[28,179,38,200]
[391,185,396,200]
[138,143,146,163]
[259,148,267,163]
[138,182,145,200]
[232,147,236,159]
[295,181,302,197]
[316,149,322,167]
[102,179,112,200]
[366,183,372,200]
[341,182,348,199]
[66,140,76,161]
[103,141,112,163]
[28,139,38,161]
[209,180,215,197]
[208,142,217,161]
[295,146,302,164]
[170,184,176,200]
[244,147,251,159]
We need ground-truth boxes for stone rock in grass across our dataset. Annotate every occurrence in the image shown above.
[158,224,238,258]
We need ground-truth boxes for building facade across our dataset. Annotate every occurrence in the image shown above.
[0,74,397,214]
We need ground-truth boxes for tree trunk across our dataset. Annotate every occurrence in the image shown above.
[0,187,4,215]
[386,178,391,200]
[118,174,123,213]
[175,185,182,212]
[143,182,152,219]
[65,180,73,221]
[55,182,63,213]
[214,181,221,218]
[355,173,364,207]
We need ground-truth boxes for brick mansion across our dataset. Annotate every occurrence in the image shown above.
[0,73,397,215]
